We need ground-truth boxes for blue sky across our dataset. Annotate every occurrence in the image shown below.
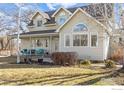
[0,3,124,23]
[0,3,89,13]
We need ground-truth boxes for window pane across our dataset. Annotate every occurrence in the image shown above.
[36,39,42,47]
[91,35,97,47]
[81,35,88,46]
[73,35,80,46]
[65,35,70,46]
[73,34,88,46]
[74,24,88,32]
[58,15,67,25]
[37,20,42,27]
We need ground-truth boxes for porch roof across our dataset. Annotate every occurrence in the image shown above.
[9,29,58,38]
[20,29,57,35]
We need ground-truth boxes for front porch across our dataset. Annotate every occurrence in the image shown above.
[20,32,59,54]
[20,33,59,63]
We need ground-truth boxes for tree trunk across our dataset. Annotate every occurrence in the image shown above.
[4,38,11,50]
[0,39,4,50]
[120,48,124,70]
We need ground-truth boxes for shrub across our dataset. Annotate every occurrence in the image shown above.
[51,52,78,66]
[80,59,91,66]
[110,48,123,61]
[105,60,116,68]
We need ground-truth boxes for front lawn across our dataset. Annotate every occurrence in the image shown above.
[0,56,122,85]
[0,65,115,85]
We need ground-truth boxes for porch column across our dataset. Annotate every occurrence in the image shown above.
[29,36,32,49]
[49,36,52,53]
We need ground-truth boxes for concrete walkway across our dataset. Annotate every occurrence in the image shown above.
[92,64,123,68]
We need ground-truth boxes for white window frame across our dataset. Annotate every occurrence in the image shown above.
[72,32,89,47]
[90,32,98,48]
[58,15,67,25]
[37,20,42,27]
[64,34,71,47]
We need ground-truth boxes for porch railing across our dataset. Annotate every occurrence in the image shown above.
[0,49,11,56]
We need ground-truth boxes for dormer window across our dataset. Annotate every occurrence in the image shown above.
[58,15,67,25]
[57,12,67,25]
[37,20,42,27]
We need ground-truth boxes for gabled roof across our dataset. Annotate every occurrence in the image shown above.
[30,11,50,20]
[44,17,56,24]
[28,4,113,26]
[56,8,107,32]
[51,7,72,17]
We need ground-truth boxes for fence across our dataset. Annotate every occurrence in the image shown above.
[0,49,17,56]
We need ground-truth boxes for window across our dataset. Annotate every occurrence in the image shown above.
[36,39,42,47]
[32,38,49,48]
[119,38,122,42]
[45,39,48,47]
[37,20,42,27]
[73,34,88,46]
[32,39,43,48]
[58,15,67,25]
[91,35,97,47]
[65,35,70,46]
[74,24,88,32]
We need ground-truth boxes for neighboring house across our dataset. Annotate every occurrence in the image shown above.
[19,4,114,61]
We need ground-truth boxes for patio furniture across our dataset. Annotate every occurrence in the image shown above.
[20,48,47,64]
[38,58,43,64]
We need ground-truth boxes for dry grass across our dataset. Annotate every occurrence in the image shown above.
[0,56,118,85]
[0,66,115,85]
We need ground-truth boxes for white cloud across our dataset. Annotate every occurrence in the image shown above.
[46,3,77,10]
[15,3,26,8]
[46,4,56,10]
[122,4,124,10]
[59,3,77,8]
[0,12,5,17]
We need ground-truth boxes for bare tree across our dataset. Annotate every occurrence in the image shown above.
[0,5,35,51]
[99,4,124,69]
[86,4,124,69]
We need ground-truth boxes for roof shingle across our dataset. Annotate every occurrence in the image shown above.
[20,29,57,35]
[28,4,113,26]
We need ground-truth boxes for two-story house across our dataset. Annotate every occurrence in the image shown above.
[19,4,114,61]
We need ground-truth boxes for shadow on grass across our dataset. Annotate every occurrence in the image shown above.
[0,56,58,69]
[0,70,114,85]
[0,63,63,69]
[76,72,114,85]
[0,74,90,85]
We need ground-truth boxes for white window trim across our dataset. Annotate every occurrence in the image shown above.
[64,34,71,47]
[57,15,67,25]
[72,33,89,48]
[37,20,42,27]
[90,32,98,48]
